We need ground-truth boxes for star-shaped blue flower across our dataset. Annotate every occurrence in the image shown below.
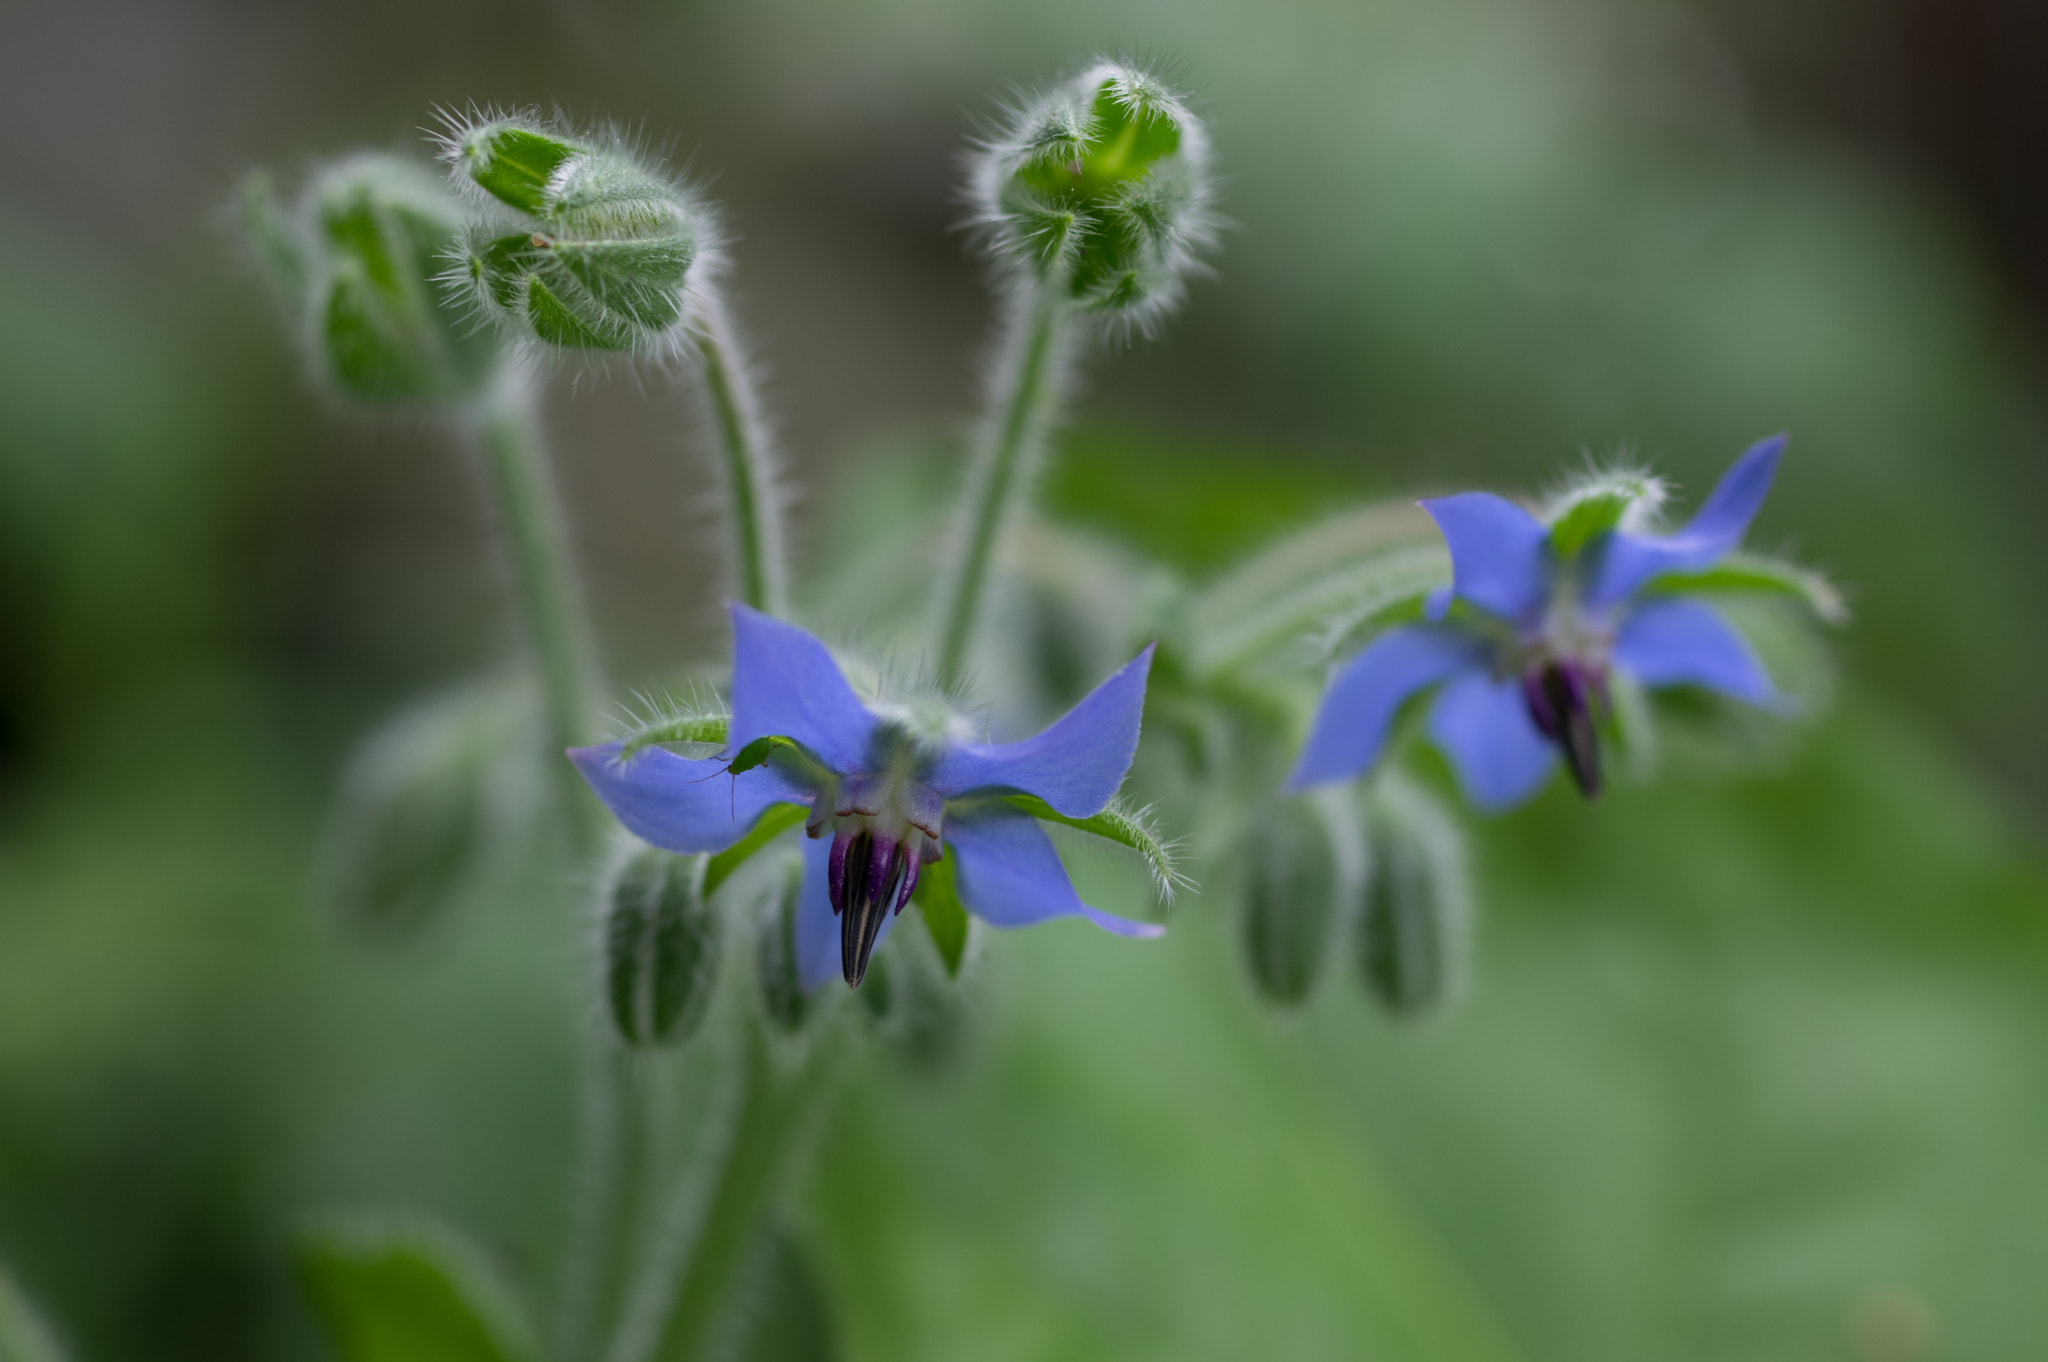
[1288,435,1789,809]
[572,605,1163,989]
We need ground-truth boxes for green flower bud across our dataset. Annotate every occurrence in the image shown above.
[1359,779,1472,1018]
[757,857,811,1034]
[442,114,703,356]
[239,153,500,406]
[317,679,535,942]
[1240,790,1362,1006]
[602,845,721,1049]
[974,62,1215,328]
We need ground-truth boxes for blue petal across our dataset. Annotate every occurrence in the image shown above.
[1427,672,1557,811]
[1419,492,1552,624]
[946,806,1164,938]
[1285,626,1488,791]
[569,742,810,853]
[1614,597,1774,704]
[793,833,902,992]
[727,604,878,775]
[927,644,1155,817]
[1587,433,1785,607]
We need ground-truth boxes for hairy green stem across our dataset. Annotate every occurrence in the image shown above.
[472,368,627,1362]
[687,289,787,617]
[933,285,1070,689]
[475,372,603,846]
[611,1012,847,1362]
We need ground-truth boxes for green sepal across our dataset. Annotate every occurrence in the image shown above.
[618,708,730,759]
[295,1215,539,1362]
[912,855,969,978]
[603,847,720,1048]
[0,1265,68,1362]
[553,235,692,330]
[1643,552,1848,625]
[1544,470,1666,559]
[1014,78,1181,203]
[462,124,583,215]
[999,794,1186,901]
[703,802,809,899]
[524,273,630,350]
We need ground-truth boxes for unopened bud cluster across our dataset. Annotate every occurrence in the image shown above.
[441,114,704,355]
[240,154,499,405]
[973,62,1215,328]
[1237,780,1468,1018]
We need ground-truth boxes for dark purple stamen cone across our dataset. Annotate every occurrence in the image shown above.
[832,831,908,988]
[1523,663,1602,799]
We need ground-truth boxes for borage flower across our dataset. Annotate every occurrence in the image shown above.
[573,606,1166,990]
[1289,435,1810,810]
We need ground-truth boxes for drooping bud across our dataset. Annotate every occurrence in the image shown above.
[317,679,535,942]
[1359,778,1472,1018]
[238,154,500,406]
[441,114,703,356]
[756,857,811,1034]
[973,61,1215,328]
[1239,789,1362,1006]
[602,845,721,1048]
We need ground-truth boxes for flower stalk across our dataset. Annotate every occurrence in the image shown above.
[933,284,1071,688]
[685,287,788,617]
[473,370,604,847]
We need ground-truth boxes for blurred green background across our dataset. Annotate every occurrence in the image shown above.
[2,0,2046,1357]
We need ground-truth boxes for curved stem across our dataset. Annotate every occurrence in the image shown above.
[474,369,604,849]
[687,288,787,617]
[933,285,1071,689]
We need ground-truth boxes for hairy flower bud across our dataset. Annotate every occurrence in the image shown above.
[1359,780,1471,1018]
[1240,790,1361,1006]
[973,61,1215,328]
[441,113,703,355]
[757,858,812,1034]
[602,845,721,1048]
[239,154,500,405]
[317,679,534,941]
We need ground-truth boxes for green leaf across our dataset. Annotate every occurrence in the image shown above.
[704,802,810,899]
[296,1216,538,1362]
[0,1266,69,1362]
[913,856,970,978]
[1000,794,1188,902]
[1643,551,1848,624]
